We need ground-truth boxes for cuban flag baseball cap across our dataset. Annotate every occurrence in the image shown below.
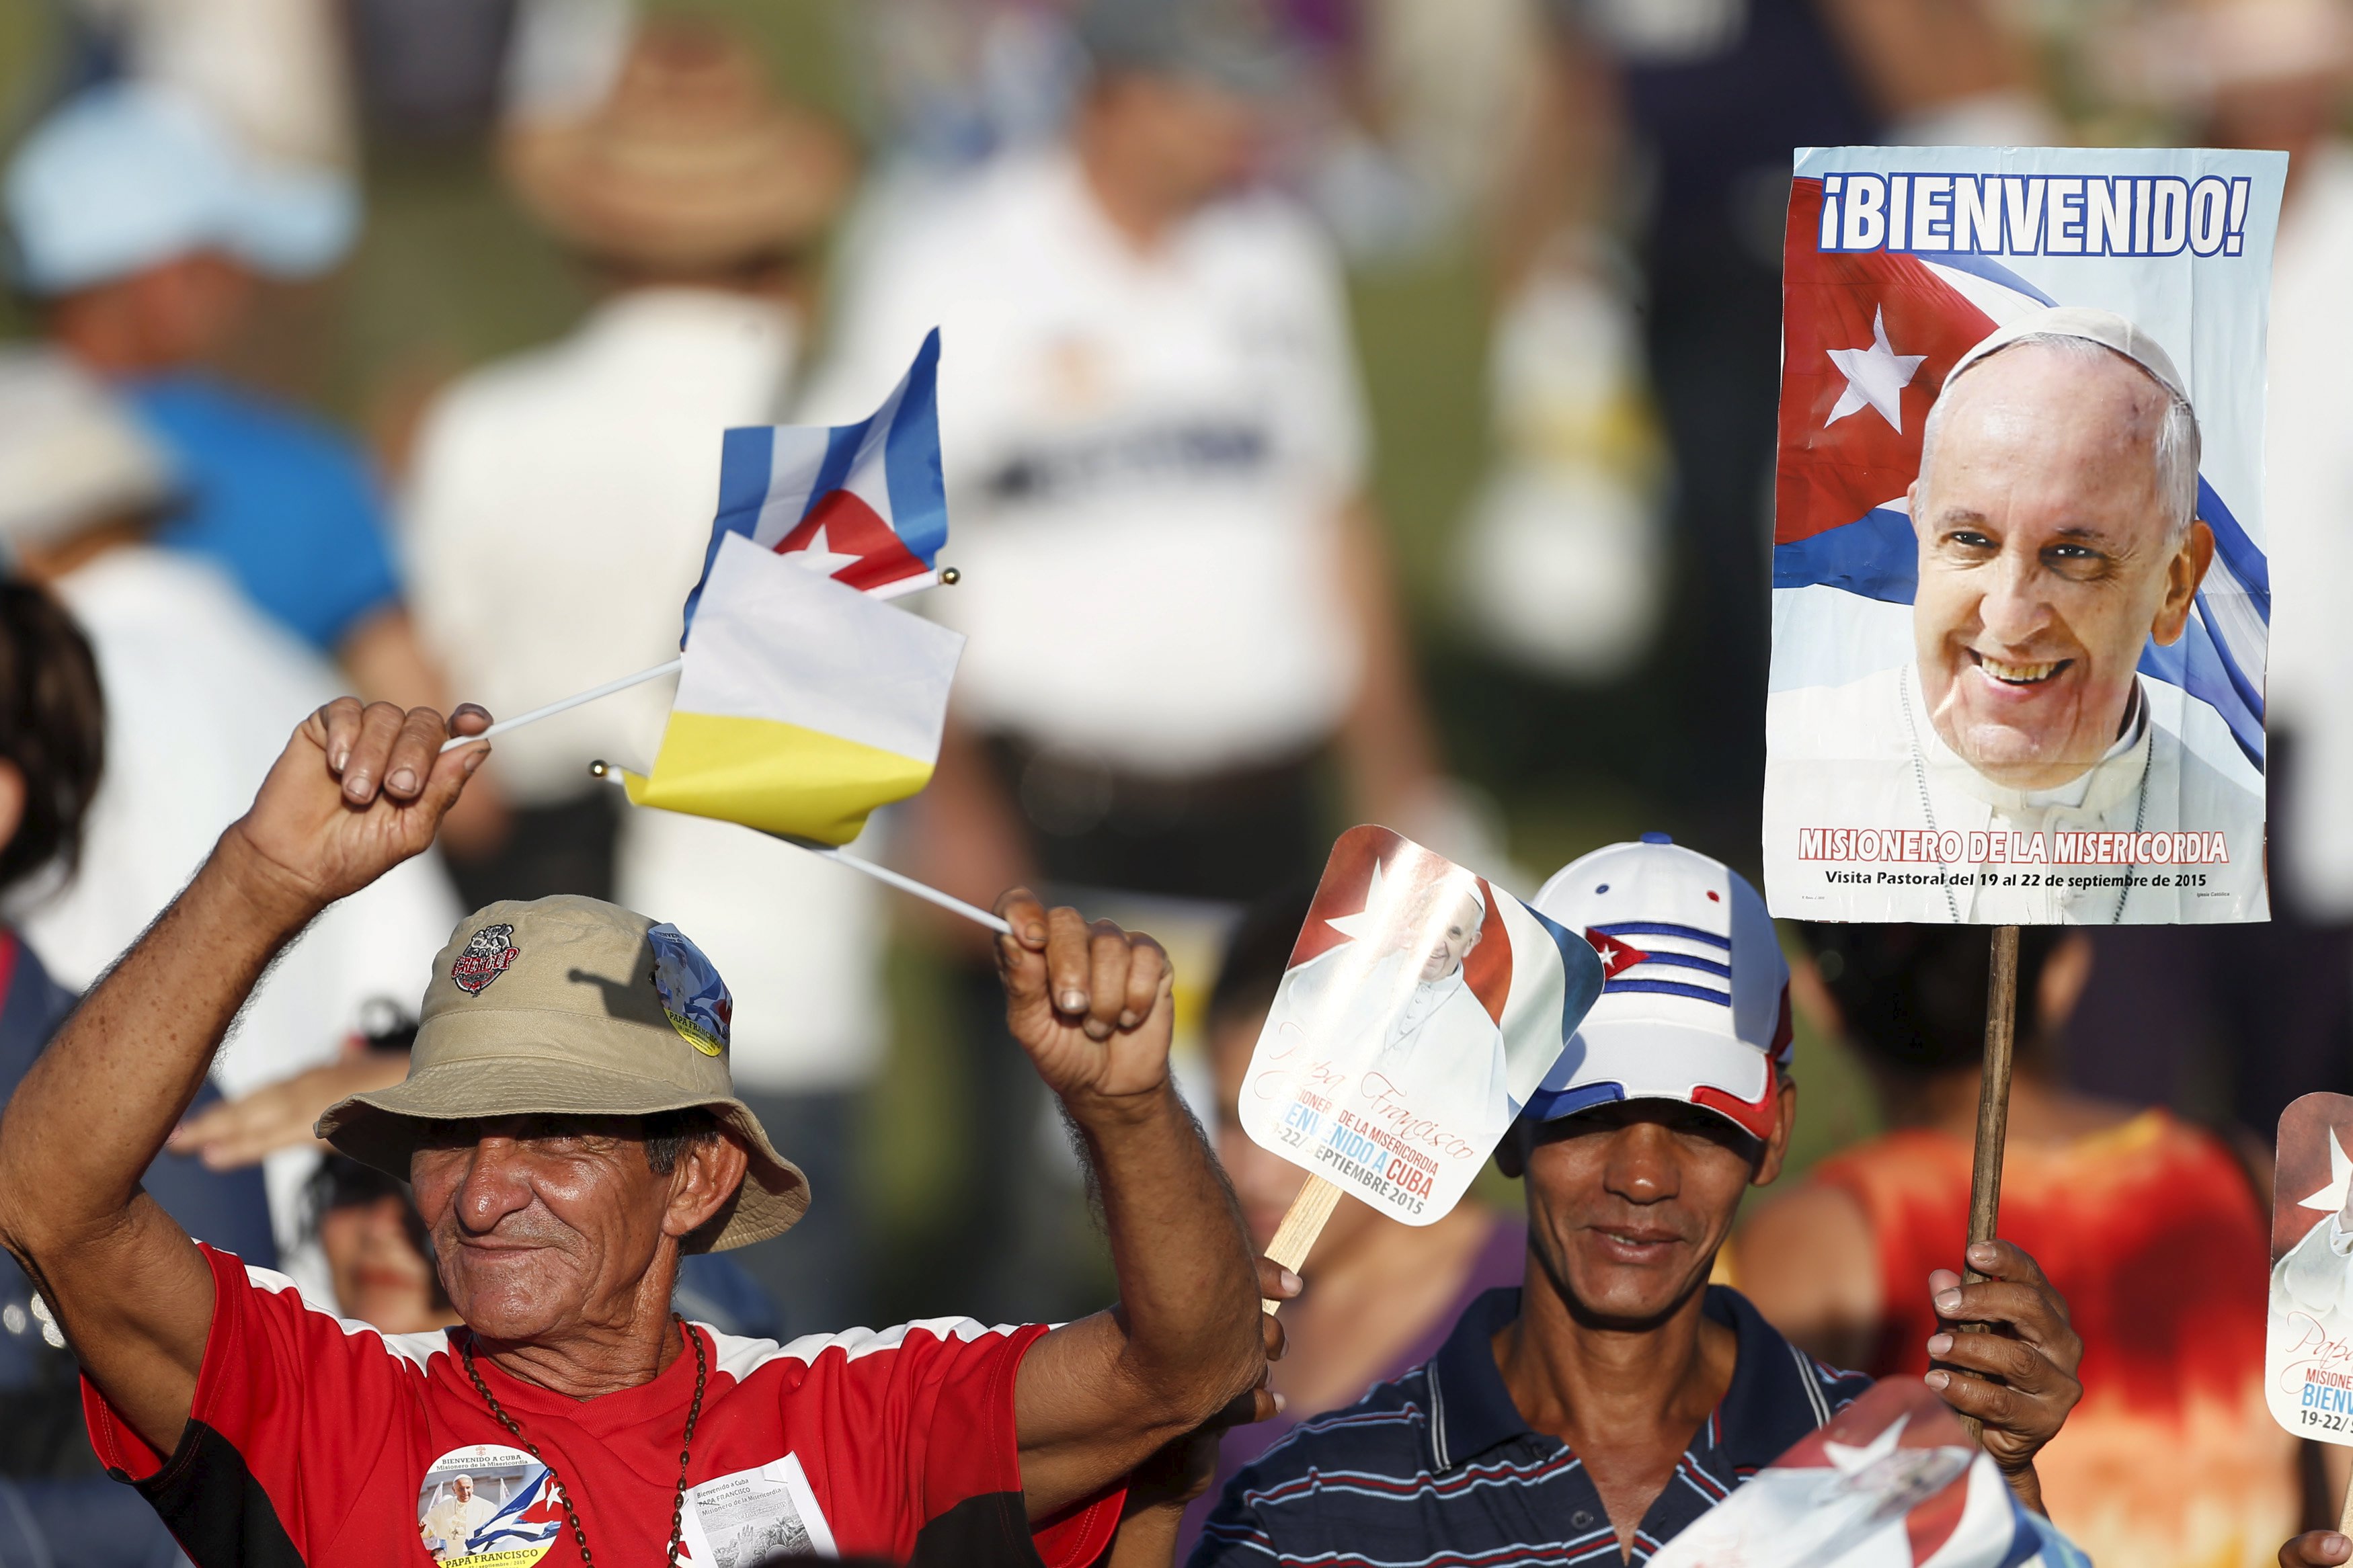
[4,83,357,297]
[1523,834,1792,1140]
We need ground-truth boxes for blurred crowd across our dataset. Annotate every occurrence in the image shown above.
[0,0,2350,1563]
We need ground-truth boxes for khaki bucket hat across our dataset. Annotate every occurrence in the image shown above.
[317,895,807,1251]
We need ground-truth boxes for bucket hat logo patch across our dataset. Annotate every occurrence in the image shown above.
[647,922,731,1057]
[451,924,520,995]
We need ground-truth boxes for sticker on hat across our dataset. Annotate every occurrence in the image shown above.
[648,922,731,1057]
[417,1444,559,1565]
[451,924,520,995]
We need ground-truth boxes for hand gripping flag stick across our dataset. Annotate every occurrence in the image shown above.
[439,569,957,754]
[1952,925,2020,1448]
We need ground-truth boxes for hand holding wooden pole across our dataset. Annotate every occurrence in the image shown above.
[1956,923,2021,1445]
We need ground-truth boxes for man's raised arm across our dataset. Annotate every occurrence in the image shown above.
[1002,892,1270,1521]
[0,700,489,1456]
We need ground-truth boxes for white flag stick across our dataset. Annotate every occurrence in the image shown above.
[442,659,682,752]
[438,567,954,753]
[583,761,1012,937]
[803,844,1012,936]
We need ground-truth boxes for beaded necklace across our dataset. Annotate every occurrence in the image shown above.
[460,1314,709,1567]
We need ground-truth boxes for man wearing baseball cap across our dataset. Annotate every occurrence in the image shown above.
[1194,835,2087,1565]
[3,83,433,694]
[0,699,1271,1565]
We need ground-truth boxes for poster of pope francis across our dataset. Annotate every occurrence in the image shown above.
[1764,145,2284,925]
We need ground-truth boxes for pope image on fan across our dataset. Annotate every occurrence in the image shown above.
[1244,827,1594,1204]
[1260,860,1509,1151]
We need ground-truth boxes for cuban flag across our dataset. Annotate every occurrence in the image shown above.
[1775,175,2269,772]
[681,328,948,635]
[1648,1379,2092,1568]
[463,1467,567,1556]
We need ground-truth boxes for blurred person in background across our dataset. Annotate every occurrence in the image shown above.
[1494,0,2054,853]
[49,0,358,168]
[812,0,1446,903]
[401,19,878,1331]
[2061,0,2353,1134]
[1734,921,2295,1567]
[0,573,269,1566]
[804,0,1449,1320]
[1170,882,1524,1561]
[0,81,457,716]
[0,348,456,1295]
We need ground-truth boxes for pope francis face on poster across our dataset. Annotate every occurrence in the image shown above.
[1907,337,2216,792]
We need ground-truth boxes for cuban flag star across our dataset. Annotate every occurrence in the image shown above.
[681,327,947,633]
[463,1467,567,1557]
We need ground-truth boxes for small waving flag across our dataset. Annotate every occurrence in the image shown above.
[627,532,964,845]
[681,327,947,634]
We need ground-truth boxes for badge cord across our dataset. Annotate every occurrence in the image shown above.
[1953,923,2019,1448]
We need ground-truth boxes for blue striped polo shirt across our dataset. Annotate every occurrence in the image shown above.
[1193,1284,1874,1567]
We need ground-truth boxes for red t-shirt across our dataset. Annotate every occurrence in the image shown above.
[83,1245,1123,1567]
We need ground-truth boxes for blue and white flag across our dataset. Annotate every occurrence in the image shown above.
[681,327,947,634]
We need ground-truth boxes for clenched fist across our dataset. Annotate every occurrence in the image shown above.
[994,889,1174,1114]
[225,699,492,927]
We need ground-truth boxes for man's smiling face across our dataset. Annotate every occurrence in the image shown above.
[1909,342,2212,791]
[1518,1094,1792,1329]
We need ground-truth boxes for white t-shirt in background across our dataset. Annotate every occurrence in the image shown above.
[2261,141,2353,915]
[403,288,803,807]
[803,151,1372,778]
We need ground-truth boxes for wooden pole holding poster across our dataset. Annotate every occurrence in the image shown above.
[1955,923,2020,1445]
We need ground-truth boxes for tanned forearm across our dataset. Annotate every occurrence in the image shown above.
[1079,1078,1259,1412]
[1020,1081,1260,1518]
[0,830,321,1449]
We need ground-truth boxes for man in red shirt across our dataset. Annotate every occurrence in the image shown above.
[0,698,1270,1566]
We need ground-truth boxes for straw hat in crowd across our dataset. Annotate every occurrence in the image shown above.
[501,20,854,273]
